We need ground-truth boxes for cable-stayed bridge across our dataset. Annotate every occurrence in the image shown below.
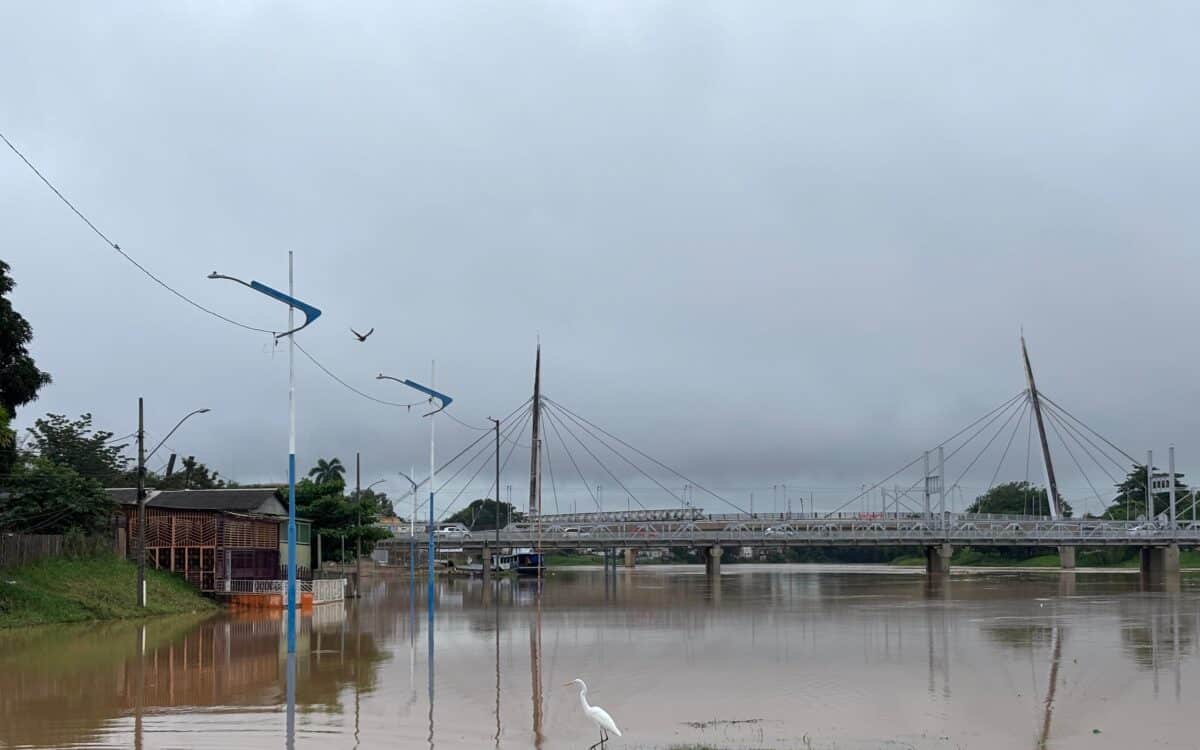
[384,340,1197,578]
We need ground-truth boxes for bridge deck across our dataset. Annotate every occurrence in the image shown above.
[379,513,1200,551]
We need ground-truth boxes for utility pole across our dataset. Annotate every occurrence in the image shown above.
[136,397,146,607]
[355,452,362,598]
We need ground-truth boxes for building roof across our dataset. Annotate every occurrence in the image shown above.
[106,488,141,505]
[108,488,287,517]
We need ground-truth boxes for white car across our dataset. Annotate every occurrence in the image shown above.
[434,526,472,539]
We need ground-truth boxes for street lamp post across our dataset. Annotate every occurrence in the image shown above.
[208,254,321,655]
[397,469,419,619]
[377,371,452,627]
[137,403,210,607]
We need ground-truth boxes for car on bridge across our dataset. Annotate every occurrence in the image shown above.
[434,523,472,540]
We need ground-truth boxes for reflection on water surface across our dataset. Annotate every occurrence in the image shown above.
[1,565,1197,749]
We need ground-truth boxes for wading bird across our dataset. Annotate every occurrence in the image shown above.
[350,327,374,342]
[564,678,621,749]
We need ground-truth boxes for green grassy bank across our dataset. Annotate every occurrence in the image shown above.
[0,555,216,629]
[891,548,1200,569]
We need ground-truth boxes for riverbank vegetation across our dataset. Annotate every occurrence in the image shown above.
[0,555,215,629]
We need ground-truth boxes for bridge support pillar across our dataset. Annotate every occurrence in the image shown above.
[704,545,723,577]
[1140,544,1180,579]
[1058,546,1076,570]
[924,544,952,576]
[624,548,637,568]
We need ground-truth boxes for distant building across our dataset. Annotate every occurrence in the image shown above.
[375,515,408,537]
[110,488,312,592]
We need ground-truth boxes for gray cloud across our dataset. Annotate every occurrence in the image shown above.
[3,2,1197,517]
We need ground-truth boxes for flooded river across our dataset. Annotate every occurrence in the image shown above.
[1,565,1198,749]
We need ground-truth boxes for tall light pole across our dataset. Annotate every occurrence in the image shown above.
[397,469,419,622]
[208,255,321,655]
[378,371,452,627]
[137,403,210,607]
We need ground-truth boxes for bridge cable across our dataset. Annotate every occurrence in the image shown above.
[391,399,532,503]
[1041,405,1121,486]
[540,404,602,511]
[1035,392,1137,466]
[1024,405,1035,515]
[820,390,1026,517]
[546,402,687,507]
[543,396,749,514]
[541,423,562,515]
[434,405,535,522]
[987,400,1031,493]
[935,391,1028,460]
[942,392,1028,464]
[542,407,649,512]
[433,405,533,516]
[1037,396,1129,475]
[1041,405,1104,511]
[1042,408,1106,514]
[945,395,1029,497]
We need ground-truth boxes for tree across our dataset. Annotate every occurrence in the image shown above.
[0,406,13,451]
[23,413,131,485]
[1101,464,1188,521]
[0,457,113,534]
[447,498,524,531]
[967,481,1072,518]
[307,457,346,487]
[286,470,392,565]
[0,260,52,416]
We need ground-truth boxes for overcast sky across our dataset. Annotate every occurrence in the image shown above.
[3,2,1198,517]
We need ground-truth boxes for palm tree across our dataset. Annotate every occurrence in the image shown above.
[308,457,346,486]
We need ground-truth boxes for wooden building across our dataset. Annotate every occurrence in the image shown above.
[112,488,312,592]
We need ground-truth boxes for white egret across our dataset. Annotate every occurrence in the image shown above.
[564,678,622,748]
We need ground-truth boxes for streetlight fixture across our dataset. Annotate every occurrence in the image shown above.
[377,371,452,625]
[136,403,211,607]
[208,253,321,656]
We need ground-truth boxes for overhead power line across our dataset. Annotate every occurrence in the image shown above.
[1,131,276,335]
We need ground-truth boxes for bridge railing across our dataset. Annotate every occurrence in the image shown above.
[465,515,1200,546]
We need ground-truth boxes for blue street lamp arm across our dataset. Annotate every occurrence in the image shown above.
[376,374,453,416]
[207,272,322,338]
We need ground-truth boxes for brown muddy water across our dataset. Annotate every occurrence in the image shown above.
[1,564,1198,749]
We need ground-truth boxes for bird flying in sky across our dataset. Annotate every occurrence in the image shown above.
[351,327,374,342]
